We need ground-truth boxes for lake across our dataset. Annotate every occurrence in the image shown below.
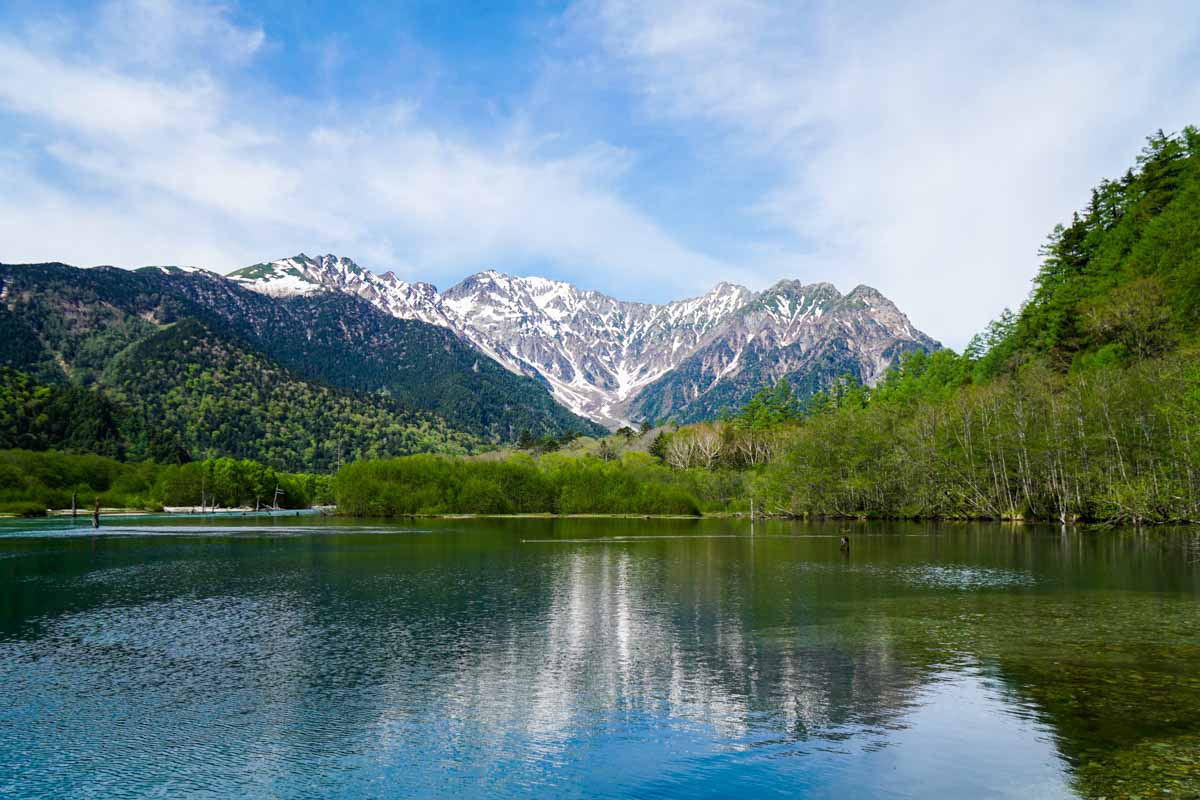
[1,517,1198,799]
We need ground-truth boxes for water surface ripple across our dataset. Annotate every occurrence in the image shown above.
[1,517,1197,798]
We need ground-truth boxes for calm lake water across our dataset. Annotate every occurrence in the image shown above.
[1,516,1198,799]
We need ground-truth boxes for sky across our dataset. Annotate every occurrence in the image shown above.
[1,1,1199,348]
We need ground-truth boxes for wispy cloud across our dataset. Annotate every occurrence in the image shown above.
[2,0,1199,345]
[574,0,1200,345]
[0,0,728,296]
[93,0,266,69]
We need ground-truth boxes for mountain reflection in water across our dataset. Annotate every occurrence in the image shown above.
[1,517,1196,799]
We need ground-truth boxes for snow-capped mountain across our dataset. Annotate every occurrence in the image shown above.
[629,281,939,424]
[227,254,939,427]
[439,271,755,426]
[228,255,457,328]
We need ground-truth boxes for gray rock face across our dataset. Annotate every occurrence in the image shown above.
[228,255,940,427]
[629,281,940,423]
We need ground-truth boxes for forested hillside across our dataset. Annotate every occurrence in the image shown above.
[749,127,1200,523]
[974,127,1200,374]
[0,368,129,458]
[103,318,478,468]
[0,324,477,472]
[156,269,604,439]
[0,262,601,469]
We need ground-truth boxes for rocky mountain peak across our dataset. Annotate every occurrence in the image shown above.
[845,284,893,306]
[226,256,939,427]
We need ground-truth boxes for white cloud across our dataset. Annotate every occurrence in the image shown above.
[4,0,1199,343]
[0,40,222,137]
[577,0,1200,346]
[0,0,727,297]
[94,0,266,69]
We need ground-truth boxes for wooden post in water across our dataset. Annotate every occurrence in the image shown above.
[71,491,77,519]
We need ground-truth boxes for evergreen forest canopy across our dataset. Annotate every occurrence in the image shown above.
[336,127,1200,524]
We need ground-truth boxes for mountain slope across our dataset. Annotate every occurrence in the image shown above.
[438,272,755,426]
[229,254,459,328]
[974,127,1200,378]
[103,318,477,469]
[630,282,939,423]
[0,262,604,445]
[229,255,937,427]
[158,268,604,439]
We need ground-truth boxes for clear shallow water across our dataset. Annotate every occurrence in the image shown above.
[1,517,1198,799]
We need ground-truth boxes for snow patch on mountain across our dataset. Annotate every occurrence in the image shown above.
[227,254,938,428]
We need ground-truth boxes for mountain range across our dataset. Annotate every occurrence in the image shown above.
[0,254,937,467]
[0,261,600,469]
[229,254,939,426]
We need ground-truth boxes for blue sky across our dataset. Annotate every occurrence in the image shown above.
[2,1,1199,348]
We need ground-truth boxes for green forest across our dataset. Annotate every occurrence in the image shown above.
[0,449,331,516]
[338,127,1200,524]
[744,127,1200,524]
[0,259,601,472]
[0,320,478,472]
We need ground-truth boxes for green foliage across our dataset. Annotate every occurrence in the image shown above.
[103,318,478,471]
[0,500,48,517]
[867,349,971,407]
[0,320,479,473]
[0,448,331,512]
[726,127,1200,524]
[334,451,715,517]
[648,431,669,461]
[735,378,802,429]
[980,126,1200,371]
[155,458,332,508]
[0,261,604,450]
[754,351,1200,523]
[0,367,128,457]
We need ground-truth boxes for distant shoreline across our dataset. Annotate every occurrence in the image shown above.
[6,508,721,521]
[0,506,331,519]
[4,508,1180,527]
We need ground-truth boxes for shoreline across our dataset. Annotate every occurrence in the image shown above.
[4,507,1192,527]
[0,506,331,519]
